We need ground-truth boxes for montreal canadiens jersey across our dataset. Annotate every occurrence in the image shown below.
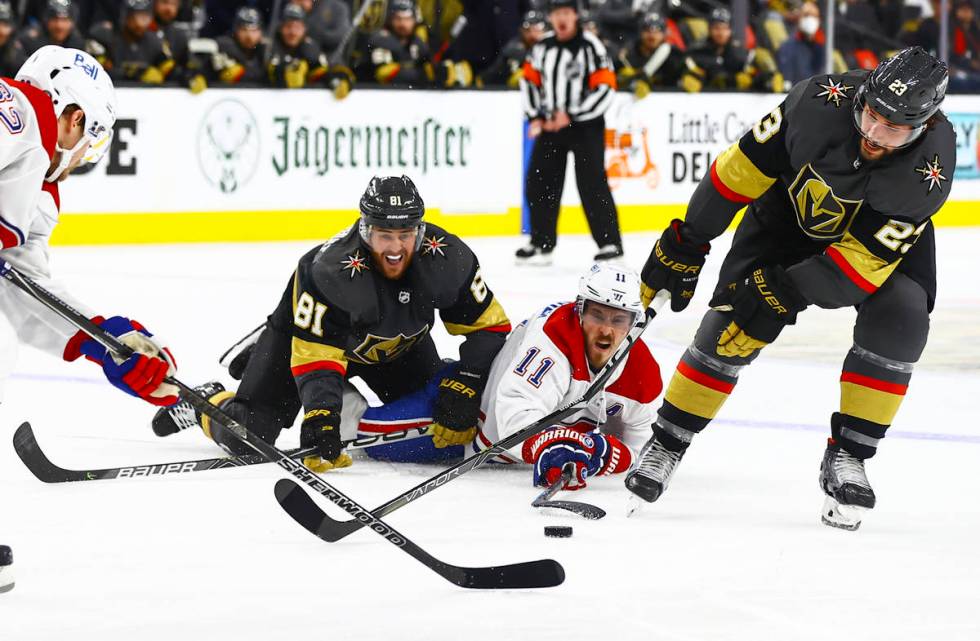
[0,76,93,399]
[471,302,663,463]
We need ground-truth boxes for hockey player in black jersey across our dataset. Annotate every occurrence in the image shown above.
[152,176,510,472]
[626,47,955,531]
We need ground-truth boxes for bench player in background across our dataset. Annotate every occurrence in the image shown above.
[1,46,180,591]
[152,175,510,472]
[471,264,663,491]
[626,47,954,530]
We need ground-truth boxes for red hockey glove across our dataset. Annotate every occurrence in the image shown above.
[524,427,633,491]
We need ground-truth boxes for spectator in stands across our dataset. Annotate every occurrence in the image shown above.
[834,0,885,67]
[152,0,207,91]
[357,0,472,88]
[597,0,656,51]
[477,9,544,88]
[21,0,86,52]
[294,0,350,56]
[268,2,329,88]
[948,0,980,91]
[682,8,750,90]
[211,6,269,85]
[88,0,175,84]
[448,0,529,74]
[0,1,27,77]
[777,0,826,85]
[616,12,687,96]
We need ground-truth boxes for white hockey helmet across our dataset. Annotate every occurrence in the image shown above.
[16,45,117,180]
[576,263,644,322]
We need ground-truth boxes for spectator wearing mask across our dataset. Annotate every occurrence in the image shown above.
[0,2,27,77]
[477,9,545,87]
[777,0,826,85]
[616,12,687,96]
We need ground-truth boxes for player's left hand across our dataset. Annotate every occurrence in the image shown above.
[431,370,483,448]
[74,316,179,406]
[717,266,808,358]
[524,428,632,491]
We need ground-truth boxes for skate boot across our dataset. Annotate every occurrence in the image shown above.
[0,545,13,594]
[819,439,876,531]
[151,381,227,437]
[625,435,685,503]
[515,243,554,266]
[593,244,624,261]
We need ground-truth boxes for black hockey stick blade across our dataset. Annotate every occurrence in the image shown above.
[274,478,565,589]
[531,468,607,520]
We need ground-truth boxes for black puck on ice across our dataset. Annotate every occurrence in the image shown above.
[544,526,573,538]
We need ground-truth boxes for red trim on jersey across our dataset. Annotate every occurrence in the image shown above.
[840,372,908,396]
[481,322,512,333]
[677,360,735,394]
[0,224,19,249]
[41,180,60,211]
[358,419,431,434]
[710,159,753,204]
[291,360,347,378]
[606,339,662,404]
[542,303,591,382]
[826,246,878,294]
[4,77,57,160]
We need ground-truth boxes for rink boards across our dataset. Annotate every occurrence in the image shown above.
[52,88,980,245]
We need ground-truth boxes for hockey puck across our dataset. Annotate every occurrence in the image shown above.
[544,526,573,538]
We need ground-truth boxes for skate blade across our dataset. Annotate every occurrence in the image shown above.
[626,494,644,518]
[821,495,868,531]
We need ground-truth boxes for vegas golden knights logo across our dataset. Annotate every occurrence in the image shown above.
[350,324,429,365]
[789,165,863,240]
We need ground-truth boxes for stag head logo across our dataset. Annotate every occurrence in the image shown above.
[197,99,260,194]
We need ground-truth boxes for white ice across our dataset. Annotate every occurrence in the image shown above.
[1,229,978,641]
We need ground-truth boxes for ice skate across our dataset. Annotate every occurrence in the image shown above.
[819,440,876,531]
[515,244,554,266]
[625,435,684,515]
[151,381,226,437]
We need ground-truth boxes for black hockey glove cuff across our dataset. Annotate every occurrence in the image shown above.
[431,370,483,448]
[641,219,710,312]
[717,266,808,358]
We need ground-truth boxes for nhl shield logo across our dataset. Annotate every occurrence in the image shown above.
[399,290,411,304]
[788,164,864,240]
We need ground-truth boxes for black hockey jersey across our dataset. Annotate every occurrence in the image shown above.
[288,223,510,414]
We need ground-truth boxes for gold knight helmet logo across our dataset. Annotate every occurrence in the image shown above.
[789,165,864,240]
[350,325,430,365]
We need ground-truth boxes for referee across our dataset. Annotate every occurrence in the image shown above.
[517,0,623,265]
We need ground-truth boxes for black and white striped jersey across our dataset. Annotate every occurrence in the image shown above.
[520,30,617,124]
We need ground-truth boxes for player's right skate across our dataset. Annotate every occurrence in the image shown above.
[151,381,226,436]
[0,545,13,593]
[625,434,685,503]
[819,439,876,531]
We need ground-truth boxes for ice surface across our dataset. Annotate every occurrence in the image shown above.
[1,230,978,640]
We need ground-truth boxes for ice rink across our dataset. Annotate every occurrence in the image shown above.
[1,228,978,641]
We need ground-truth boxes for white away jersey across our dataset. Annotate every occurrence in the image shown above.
[0,76,93,399]
[471,302,663,463]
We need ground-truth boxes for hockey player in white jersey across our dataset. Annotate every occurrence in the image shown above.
[471,263,663,490]
[0,46,178,408]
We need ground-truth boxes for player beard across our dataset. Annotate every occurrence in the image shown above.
[372,248,413,280]
[859,137,891,162]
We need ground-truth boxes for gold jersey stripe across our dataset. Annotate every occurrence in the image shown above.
[840,381,905,425]
[663,367,732,420]
[714,144,777,200]
[831,231,901,289]
[291,336,348,369]
[443,298,510,336]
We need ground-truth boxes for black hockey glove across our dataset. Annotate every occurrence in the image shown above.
[300,408,352,473]
[717,266,808,359]
[641,219,710,312]
[431,370,483,448]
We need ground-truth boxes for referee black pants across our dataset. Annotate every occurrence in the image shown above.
[525,116,622,250]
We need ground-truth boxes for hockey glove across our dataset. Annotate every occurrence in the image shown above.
[717,266,808,358]
[640,219,710,311]
[69,316,179,406]
[300,408,352,473]
[431,370,483,448]
[524,427,633,491]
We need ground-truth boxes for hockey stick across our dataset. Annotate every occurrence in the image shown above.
[13,422,431,483]
[275,291,669,542]
[0,261,564,589]
[531,465,607,520]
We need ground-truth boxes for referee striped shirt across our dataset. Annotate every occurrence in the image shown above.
[520,30,617,123]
